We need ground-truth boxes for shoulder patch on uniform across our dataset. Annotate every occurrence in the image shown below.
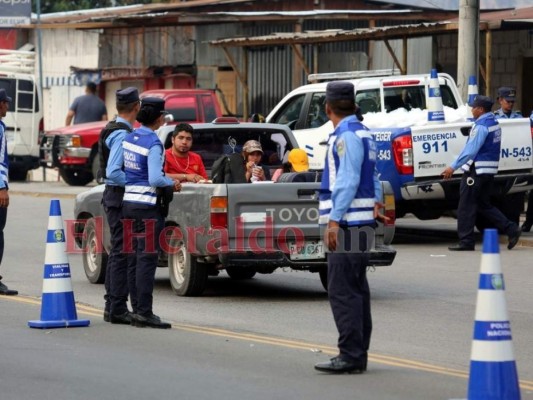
[336,138,346,157]
[470,127,477,139]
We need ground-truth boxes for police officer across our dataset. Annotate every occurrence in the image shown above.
[315,82,384,374]
[493,87,524,226]
[442,95,521,251]
[494,87,522,119]
[0,89,17,295]
[99,87,140,324]
[122,97,180,329]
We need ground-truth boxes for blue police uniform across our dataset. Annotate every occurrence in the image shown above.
[0,88,17,296]
[0,118,8,266]
[122,124,174,320]
[451,103,518,249]
[100,87,140,322]
[318,113,381,368]
[494,109,522,119]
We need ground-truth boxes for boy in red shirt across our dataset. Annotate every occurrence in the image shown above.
[164,123,208,183]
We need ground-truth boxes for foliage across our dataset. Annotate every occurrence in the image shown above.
[34,0,170,14]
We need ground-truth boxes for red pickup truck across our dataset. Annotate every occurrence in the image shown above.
[40,89,223,186]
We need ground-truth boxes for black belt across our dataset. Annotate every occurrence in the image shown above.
[105,185,125,193]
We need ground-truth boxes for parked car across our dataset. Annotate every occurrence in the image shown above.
[40,88,223,186]
[73,119,396,296]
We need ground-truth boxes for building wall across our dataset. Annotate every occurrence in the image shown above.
[34,29,100,130]
[437,29,533,114]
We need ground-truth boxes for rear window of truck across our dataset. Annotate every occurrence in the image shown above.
[0,78,40,112]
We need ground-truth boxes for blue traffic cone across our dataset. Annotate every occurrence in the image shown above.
[28,200,90,329]
[467,229,520,399]
[427,68,445,124]
[466,76,478,119]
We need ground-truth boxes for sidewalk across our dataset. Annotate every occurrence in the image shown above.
[9,167,96,198]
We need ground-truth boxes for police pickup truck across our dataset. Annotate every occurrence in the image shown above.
[266,70,533,223]
[73,119,396,296]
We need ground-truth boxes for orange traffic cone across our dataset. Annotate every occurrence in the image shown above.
[28,199,90,329]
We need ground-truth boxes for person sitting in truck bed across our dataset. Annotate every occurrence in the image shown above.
[164,123,208,183]
[271,148,309,182]
[212,140,271,183]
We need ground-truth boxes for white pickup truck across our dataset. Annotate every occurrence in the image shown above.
[266,70,533,224]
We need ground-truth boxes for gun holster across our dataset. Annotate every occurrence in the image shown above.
[157,186,174,217]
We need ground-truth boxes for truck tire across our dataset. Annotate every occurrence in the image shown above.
[8,168,28,181]
[59,169,93,186]
[226,267,256,280]
[82,217,107,284]
[168,237,208,296]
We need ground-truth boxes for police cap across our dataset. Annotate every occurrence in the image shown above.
[469,95,494,110]
[140,97,167,114]
[326,81,354,103]
[116,87,139,104]
[0,89,12,103]
[497,87,516,102]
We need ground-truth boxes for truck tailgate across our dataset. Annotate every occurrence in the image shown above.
[410,118,532,180]
[226,182,320,251]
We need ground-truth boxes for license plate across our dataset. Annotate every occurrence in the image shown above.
[289,240,325,260]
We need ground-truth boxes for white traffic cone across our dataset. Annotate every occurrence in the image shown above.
[466,76,478,119]
[28,199,90,329]
[467,229,520,399]
[427,68,445,124]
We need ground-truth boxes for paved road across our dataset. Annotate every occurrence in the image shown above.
[1,181,532,399]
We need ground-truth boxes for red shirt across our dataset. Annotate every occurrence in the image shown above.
[164,148,207,179]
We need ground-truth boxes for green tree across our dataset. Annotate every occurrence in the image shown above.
[34,0,169,14]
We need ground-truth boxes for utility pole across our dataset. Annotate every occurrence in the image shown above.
[457,0,480,101]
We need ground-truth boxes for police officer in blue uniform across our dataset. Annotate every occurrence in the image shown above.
[121,97,180,329]
[100,87,141,324]
[493,86,525,226]
[0,89,17,295]
[494,87,522,119]
[315,82,384,374]
[442,95,521,251]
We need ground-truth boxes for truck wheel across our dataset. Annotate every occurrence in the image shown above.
[226,267,256,280]
[82,218,107,284]
[59,169,93,186]
[318,268,328,292]
[168,237,208,296]
[8,168,28,181]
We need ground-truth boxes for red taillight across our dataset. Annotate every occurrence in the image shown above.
[210,196,228,228]
[383,80,420,86]
[392,135,413,175]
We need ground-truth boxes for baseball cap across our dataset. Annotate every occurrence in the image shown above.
[0,89,12,103]
[497,87,516,102]
[468,95,494,110]
[116,87,140,104]
[287,148,309,172]
[326,81,354,102]
[243,140,263,154]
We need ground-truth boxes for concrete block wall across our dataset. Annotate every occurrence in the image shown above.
[436,30,533,112]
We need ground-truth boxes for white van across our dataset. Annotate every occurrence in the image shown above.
[0,49,43,181]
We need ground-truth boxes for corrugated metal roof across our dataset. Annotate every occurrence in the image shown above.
[209,21,460,47]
